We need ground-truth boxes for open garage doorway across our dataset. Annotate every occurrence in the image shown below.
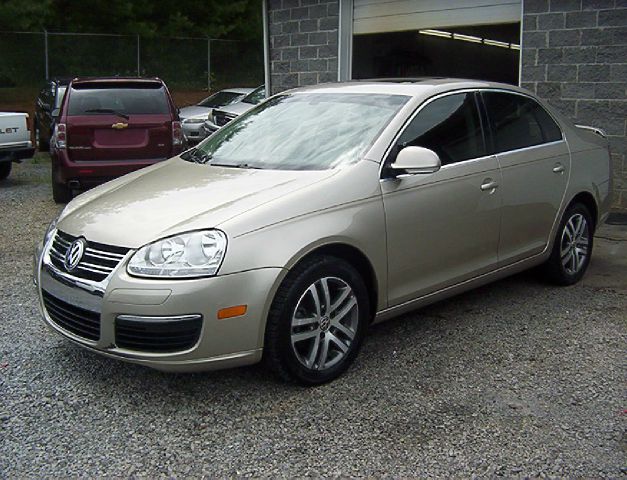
[352,23,521,85]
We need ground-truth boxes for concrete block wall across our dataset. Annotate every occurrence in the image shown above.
[521,0,627,210]
[267,0,339,95]
[265,0,626,210]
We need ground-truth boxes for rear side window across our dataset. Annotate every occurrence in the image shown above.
[397,92,486,165]
[483,92,562,153]
[67,83,170,115]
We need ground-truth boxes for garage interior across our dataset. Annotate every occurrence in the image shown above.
[350,0,522,85]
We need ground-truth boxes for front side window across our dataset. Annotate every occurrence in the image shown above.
[397,93,486,165]
[483,92,562,153]
[190,92,409,170]
[55,86,67,108]
[241,86,266,105]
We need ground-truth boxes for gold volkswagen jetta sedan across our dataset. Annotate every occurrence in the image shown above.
[34,79,613,384]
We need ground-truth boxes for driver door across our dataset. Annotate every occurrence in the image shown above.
[381,92,502,307]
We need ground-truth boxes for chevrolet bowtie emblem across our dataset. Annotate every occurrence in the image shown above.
[112,122,128,130]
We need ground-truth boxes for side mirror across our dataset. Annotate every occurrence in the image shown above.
[390,146,441,175]
[51,108,60,118]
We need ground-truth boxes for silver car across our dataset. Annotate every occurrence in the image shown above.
[34,79,612,385]
[180,88,252,143]
[207,85,266,132]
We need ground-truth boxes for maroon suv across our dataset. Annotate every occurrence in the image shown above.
[50,77,184,203]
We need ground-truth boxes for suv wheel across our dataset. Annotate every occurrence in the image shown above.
[51,164,72,203]
[264,255,369,385]
[543,203,593,285]
[0,161,12,180]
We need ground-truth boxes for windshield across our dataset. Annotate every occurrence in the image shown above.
[68,84,170,115]
[198,91,244,108]
[191,92,409,170]
[241,86,266,105]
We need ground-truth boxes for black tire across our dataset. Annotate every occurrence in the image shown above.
[34,121,49,152]
[51,164,72,203]
[0,161,11,180]
[264,255,370,385]
[543,203,594,285]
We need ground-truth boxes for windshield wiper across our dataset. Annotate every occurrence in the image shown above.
[210,162,262,169]
[84,108,130,120]
[181,147,213,164]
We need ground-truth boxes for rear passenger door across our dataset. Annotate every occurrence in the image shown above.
[382,92,502,306]
[481,91,569,266]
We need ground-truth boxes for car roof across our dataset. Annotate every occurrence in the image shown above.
[70,77,164,86]
[287,77,530,98]
[221,87,254,94]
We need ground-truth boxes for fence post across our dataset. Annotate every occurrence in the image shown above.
[136,34,140,77]
[44,29,49,80]
[207,38,211,92]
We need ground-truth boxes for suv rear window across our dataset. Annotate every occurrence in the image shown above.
[68,83,170,115]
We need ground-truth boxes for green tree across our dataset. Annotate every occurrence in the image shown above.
[0,0,261,40]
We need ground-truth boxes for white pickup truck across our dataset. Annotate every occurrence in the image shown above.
[0,112,35,180]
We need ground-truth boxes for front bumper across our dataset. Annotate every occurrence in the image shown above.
[34,239,284,372]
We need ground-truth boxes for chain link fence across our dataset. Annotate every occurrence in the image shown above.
[0,31,263,92]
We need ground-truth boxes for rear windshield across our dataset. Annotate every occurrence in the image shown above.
[67,84,170,115]
[198,91,243,108]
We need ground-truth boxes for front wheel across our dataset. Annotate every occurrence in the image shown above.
[34,121,49,151]
[264,255,370,385]
[543,203,593,285]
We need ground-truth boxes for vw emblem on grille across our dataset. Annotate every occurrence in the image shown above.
[64,238,86,272]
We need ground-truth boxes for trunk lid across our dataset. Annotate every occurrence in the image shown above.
[0,112,30,147]
[66,114,172,161]
[63,81,175,162]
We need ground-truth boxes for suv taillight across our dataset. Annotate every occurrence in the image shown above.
[54,123,66,149]
[172,121,183,147]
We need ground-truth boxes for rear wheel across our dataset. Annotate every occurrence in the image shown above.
[51,164,72,203]
[0,161,12,180]
[543,203,593,285]
[264,255,369,385]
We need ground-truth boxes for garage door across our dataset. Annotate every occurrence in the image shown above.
[353,0,522,35]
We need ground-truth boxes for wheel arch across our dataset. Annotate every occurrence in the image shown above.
[287,242,379,321]
[567,191,598,231]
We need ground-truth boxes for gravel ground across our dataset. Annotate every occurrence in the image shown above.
[1,159,626,478]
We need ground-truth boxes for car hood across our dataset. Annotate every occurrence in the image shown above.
[57,158,336,249]
[179,106,210,119]
[218,101,255,116]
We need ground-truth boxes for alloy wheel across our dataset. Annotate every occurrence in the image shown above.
[290,276,358,371]
[560,213,590,275]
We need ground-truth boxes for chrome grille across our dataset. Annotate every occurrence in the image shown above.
[48,230,129,282]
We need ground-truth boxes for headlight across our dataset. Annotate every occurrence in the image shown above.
[127,230,227,278]
[183,118,205,124]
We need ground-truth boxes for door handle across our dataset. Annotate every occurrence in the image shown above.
[553,163,565,173]
[480,180,499,191]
